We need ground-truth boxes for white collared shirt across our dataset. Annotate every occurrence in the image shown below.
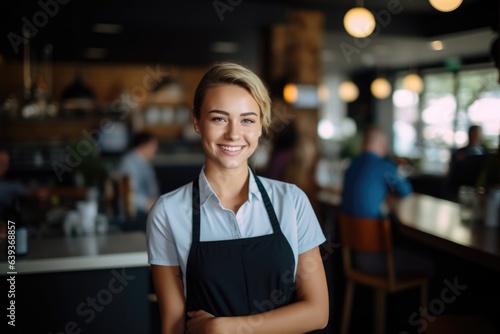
[147,167,325,291]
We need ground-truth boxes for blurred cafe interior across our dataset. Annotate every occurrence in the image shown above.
[1,0,500,333]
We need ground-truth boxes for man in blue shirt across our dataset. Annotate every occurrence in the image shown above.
[119,132,159,218]
[341,128,412,218]
[341,127,433,276]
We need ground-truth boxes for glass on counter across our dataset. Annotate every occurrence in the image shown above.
[458,185,478,223]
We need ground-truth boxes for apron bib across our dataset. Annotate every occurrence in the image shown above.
[185,174,296,317]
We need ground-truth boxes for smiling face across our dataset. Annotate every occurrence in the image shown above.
[194,84,262,172]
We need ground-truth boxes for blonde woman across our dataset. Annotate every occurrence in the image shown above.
[147,62,328,334]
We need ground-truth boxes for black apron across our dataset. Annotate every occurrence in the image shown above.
[185,174,296,317]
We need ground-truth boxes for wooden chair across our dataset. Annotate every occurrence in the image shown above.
[339,213,429,334]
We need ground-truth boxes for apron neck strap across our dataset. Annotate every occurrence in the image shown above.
[251,170,281,233]
[192,176,201,242]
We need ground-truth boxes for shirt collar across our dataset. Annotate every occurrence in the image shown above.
[197,166,263,207]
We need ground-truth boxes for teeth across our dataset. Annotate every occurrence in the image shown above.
[220,145,243,152]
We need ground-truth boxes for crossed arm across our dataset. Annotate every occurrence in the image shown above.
[151,246,329,334]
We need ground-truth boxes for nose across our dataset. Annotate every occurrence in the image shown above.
[225,121,241,140]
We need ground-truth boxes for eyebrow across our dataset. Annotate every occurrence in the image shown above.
[208,110,259,117]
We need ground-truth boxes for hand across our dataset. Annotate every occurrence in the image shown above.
[186,310,226,334]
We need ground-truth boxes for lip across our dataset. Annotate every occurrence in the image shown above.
[217,144,245,156]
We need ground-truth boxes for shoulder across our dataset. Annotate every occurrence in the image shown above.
[381,157,398,169]
[148,182,193,232]
[156,182,193,208]
[257,175,304,197]
[118,151,136,168]
[256,175,311,211]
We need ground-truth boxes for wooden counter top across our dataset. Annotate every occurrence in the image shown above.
[395,194,500,271]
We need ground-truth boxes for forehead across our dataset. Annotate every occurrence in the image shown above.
[202,85,259,112]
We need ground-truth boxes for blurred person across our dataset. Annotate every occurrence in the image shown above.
[118,132,159,217]
[341,127,434,276]
[147,62,328,334]
[0,149,48,246]
[477,134,500,188]
[264,122,299,180]
[0,149,26,211]
[341,127,412,218]
[450,125,485,164]
[0,149,48,219]
[265,122,320,209]
[447,125,487,197]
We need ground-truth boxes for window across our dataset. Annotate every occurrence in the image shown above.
[393,67,500,174]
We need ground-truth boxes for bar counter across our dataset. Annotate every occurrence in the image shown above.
[0,231,151,333]
[395,194,500,271]
[0,231,148,275]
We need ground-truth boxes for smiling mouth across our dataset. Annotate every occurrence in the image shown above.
[219,145,244,152]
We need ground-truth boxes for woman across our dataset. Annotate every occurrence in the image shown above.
[147,62,328,334]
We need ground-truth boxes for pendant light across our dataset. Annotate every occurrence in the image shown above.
[429,0,463,12]
[283,83,299,104]
[371,77,392,99]
[338,81,359,103]
[343,0,376,38]
[402,73,424,94]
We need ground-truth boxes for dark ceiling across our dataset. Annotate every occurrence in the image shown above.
[1,0,498,66]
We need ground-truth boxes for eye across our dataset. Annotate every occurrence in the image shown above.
[242,118,256,124]
[211,117,227,123]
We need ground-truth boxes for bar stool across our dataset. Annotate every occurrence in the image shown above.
[339,213,429,334]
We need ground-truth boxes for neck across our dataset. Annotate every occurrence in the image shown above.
[365,148,382,157]
[135,148,148,161]
[204,161,250,203]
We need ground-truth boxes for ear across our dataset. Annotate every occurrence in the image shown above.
[193,117,200,133]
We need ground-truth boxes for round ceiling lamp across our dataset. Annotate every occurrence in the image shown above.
[402,73,424,94]
[429,0,463,12]
[338,81,359,103]
[343,7,376,38]
[283,83,298,104]
[370,78,392,99]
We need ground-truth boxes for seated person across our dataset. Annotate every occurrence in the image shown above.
[341,127,434,276]
[0,149,48,220]
[450,125,485,163]
[476,135,500,189]
[118,132,159,220]
[447,125,486,197]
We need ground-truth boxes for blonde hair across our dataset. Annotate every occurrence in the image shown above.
[192,62,272,136]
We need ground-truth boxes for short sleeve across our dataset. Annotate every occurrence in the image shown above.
[146,196,179,266]
[291,186,326,254]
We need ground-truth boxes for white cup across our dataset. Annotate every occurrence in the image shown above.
[76,200,97,234]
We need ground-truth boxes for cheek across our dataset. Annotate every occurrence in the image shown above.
[246,132,260,145]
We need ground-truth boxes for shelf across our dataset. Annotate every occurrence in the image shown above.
[0,119,102,142]
[142,124,184,139]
